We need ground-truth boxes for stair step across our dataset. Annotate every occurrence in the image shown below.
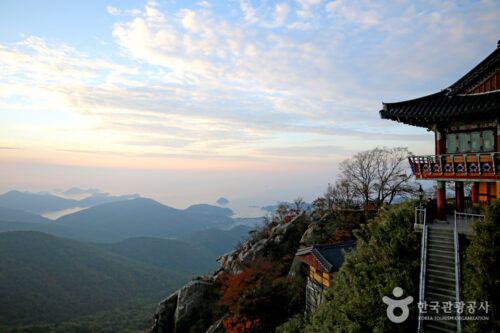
[427,260,454,269]
[428,241,455,248]
[428,228,453,234]
[428,237,454,244]
[428,231,454,237]
[424,321,457,333]
[427,275,455,284]
[425,291,455,301]
[426,262,454,272]
[427,253,455,261]
[427,259,454,267]
[427,248,454,256]
[427,242,455,252]
[426,268,455,279]
[426,279,455,290]
[427,260,454,270]
[426,286,455,297]
[428,233,454,239]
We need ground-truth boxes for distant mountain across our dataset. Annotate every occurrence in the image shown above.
[0,220,114,242]
[55,198,235,241]
[0,231,186,326]
[261,201,313,212]
[94,237,217,276]
[233,217,264,228]
[179,225,252,257]
[78,192,140,207]
[0,190,140,215]
[61,187,100,195]
[0,206,51,223]
[0,190,78,214]
[185,203,234,217]
[216,197,229,205]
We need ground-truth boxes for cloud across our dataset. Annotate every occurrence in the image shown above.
[106,6,121,16]
[262,3,290,28]
[1,0,500,167]
[239,0,259,24]
[197,1,211,7]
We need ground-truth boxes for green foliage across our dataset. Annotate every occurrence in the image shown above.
[0,231,187,327]
[303,201,420,332]
[275,313,309,333]
[462,200,500,333]
[3,297,161,332]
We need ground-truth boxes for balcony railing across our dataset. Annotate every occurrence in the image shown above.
[409,152,500,180]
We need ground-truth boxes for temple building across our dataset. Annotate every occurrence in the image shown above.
[380,42,500,333]
[380,42,500,220]
[295,240,356,312]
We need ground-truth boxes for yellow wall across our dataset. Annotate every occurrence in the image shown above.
[309,266,330,288]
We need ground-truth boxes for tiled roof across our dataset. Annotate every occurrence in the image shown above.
[380,90,500,127]
[379,45,500,128]
[296,240,356,273]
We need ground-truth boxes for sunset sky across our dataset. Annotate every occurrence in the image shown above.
[1,0,499,216]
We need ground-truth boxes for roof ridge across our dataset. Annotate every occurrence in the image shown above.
[448,47,500,94]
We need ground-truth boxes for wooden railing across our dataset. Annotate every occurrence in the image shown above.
[408,152,500,181]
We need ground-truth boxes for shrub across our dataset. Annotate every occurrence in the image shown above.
[462,200,500,333]
[304,201,420,332]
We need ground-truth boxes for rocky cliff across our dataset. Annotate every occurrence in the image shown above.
[150,211,345,333]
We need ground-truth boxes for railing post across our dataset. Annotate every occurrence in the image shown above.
[492,153,497,176]
[454,211,461,332]
[417,207,428,333]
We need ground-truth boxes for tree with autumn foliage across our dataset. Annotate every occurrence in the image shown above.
[217,259,304,332]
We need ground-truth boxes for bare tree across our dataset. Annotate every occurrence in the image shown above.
[325,179,358,211]
[293,197,305,212]
[338,147,417,209]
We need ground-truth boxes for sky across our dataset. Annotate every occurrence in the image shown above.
[0,0,499,216]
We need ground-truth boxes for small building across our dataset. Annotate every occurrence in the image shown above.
[295,240,356,311]
[380,42,500,220]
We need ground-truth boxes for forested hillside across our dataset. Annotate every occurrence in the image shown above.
[0,231,187,327]
[94,237,218,276]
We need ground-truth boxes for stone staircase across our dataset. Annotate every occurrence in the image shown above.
[423,226,458,333]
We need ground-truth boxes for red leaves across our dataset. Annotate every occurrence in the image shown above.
[222,316,262,333]
[219,262,273,312]
[284,208,300,223]
[217,260,289,332]
[328,227,352,243]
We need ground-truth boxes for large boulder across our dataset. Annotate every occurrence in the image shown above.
[152,280,217,333]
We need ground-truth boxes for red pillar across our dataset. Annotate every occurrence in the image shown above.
[455,182,464,212]
[471,182,479,202]
[437,181,447,221]
[436,130,445,155]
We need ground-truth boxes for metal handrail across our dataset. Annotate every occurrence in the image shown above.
[417,207,428,333]
[455,211,485,235]
[415,207,426,225]
[453,211,461,332]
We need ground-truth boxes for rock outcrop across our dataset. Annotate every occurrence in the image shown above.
[151,212,312,333]
[152,280,217,333]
